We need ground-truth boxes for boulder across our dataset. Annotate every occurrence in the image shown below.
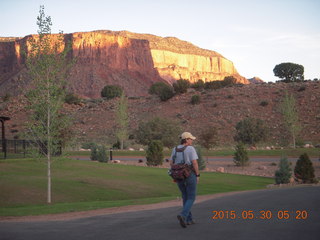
[217,167,225,173]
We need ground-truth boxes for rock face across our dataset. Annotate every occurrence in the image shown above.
[0,30,248,98]
[248,76,264,84]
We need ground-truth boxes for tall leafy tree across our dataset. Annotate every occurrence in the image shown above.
[280,91,301,148]
[198,126,219,162]
[24,6,72,204]
[136,117,181,148]
[234,117,268,146]
[273,62,304,82]
[115,92,129,149]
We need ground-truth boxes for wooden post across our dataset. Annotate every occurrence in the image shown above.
[0,116,10,159]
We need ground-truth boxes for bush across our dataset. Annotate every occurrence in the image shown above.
[294,153,315,183]
[195,146,205,170]
[223,76,237,86]
[149,82,174,101]
[2,93,11,102]
[65,93,81,105]
[101,85,123,99]
[173,79,190,94]
[204,81,223,90]
[96,145,108,163]
[82,142,97,150]
[233,143,249,167]
[204,77,236,90]
[149,82,168,95]
[234,117,268,146]
[135,117,181,148]
[91,144,109,163]
[260,101,269,107]
[146,140,164,166]
[275,156,292,184]
[159,86,175,101]
[90,144,98,160]
[191,94,201,105]
[191,79,205,91]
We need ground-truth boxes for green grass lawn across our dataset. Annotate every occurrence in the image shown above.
[0,157,274,216]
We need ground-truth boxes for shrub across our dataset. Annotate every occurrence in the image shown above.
[173,79,190,94]
[195,146,205,170]
[96,145,108,163]
[191,79,205,91]
[112,141,121,149]
[90,143,98,160]
[149,82,168,95]
[191,94,201,105]
[101,85,123,99]
[159,86,175,101]
[82,142,97,150]
[227,95,234,99]
[234,117,268,146]
[198,126,219,152]
[146,140,164,166]
[294,153,315,183]
[233,143,249,167]
[136,117,181,148]
[149,82,174,101]
[65,93,81,105]
[275,156,292,184]
[204,81,223,90]
[297,86,306,92]
[91,144,109,163]
[223,76,237,86]
[260,101,269,107]
[2,93,11,102]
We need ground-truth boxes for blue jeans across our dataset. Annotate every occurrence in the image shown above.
[177,172,197,222]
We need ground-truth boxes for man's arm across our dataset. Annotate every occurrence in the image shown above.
[192,159,200,183]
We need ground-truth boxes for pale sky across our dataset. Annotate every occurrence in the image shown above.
[1,0,319,82]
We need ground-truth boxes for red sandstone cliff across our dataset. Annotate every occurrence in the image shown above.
[0,31,248,98]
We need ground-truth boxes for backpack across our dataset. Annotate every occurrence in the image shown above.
[168,146,192,181]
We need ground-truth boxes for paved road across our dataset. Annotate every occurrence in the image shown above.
[1,186,319,240]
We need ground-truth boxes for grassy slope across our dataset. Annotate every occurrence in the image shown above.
[0,158,273,216]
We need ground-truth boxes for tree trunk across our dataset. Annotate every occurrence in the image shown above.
[47,154,51,204]
[47,89,52,204]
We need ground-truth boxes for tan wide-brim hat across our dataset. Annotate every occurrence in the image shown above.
[181,132,196,140]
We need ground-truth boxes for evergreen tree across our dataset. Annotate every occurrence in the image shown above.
[233,143,249,167]
[294,153,315,183]
[146,140,164,166]
[275,156,292,184]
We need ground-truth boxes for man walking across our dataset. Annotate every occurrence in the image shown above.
[170,132,200,228]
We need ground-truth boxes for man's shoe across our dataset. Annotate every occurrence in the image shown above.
[187,220,195,225]
[177,215,187,228]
